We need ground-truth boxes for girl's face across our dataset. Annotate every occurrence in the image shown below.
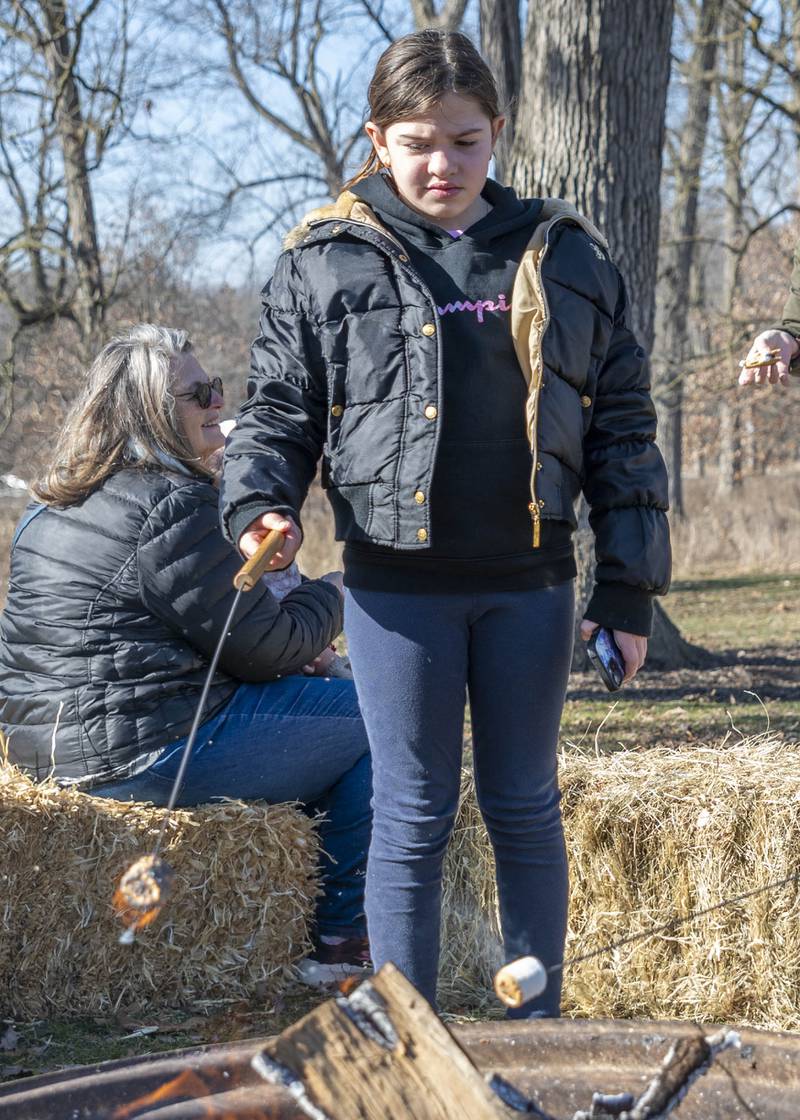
[171,353,225,465]
[365,93,504,231]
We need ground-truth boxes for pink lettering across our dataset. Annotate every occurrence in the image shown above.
[436,293,511,323]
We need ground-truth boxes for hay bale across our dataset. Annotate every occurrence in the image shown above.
[0,763,320,1018]
[440,735,800,1029]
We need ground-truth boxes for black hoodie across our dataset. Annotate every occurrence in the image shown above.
[344,173,575,593]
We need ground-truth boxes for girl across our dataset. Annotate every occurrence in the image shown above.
[221,30,671,1015]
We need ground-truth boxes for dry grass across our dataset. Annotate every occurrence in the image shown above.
[440,735,800,1030]
[282,471,800,582]
[0,761,320,1019]
[671,472,800,577]
[2,471,798,594]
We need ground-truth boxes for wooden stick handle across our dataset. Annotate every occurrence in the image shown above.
[740,347,781,370]
[233,529,286,592]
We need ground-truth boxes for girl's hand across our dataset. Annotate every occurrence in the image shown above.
[580,618,648,683]
[238,512,302,570]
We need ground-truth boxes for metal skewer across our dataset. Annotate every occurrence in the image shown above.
[114,528,286,942]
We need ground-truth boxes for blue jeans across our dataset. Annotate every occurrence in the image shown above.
[93,676,372,938]
[345,583,574,1016]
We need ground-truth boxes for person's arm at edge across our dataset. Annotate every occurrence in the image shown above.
[740,239,800,386]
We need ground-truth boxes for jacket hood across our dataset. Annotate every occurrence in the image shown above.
[347,173,544,248]
[284,179,607,256]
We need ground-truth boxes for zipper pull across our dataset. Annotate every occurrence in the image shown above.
[527,501,541,549]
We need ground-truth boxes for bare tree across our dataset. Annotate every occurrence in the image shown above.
[0,0,137,430]
[408,0,468,29]
[655,0,723,518]
[716,2,748,494]
[170,0,477,250]
[509,0,674,352]
[479,0,521,180]
[164,0,411,249]
[207,0,364,200]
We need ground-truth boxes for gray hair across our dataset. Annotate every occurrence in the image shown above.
[35,324,208,506]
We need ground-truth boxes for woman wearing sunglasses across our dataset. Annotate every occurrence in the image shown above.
[0,324,372,985]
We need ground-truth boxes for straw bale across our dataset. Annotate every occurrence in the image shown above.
[440,736,800,1029]
[0,763,320,1018]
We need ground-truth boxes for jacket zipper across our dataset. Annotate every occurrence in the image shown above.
[526,224,557,548]
[526,211,607,547]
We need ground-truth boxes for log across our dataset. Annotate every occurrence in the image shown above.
[253,963,511,1120]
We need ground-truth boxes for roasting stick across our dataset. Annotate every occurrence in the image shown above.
[114,529,286,943]
[738,347,781,370]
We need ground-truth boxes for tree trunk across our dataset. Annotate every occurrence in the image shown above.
[507,0,701,669]
[479,0,522,181]
[790,0,800,176]
[647,599,713,667]
[716,399,741,492]
[716,3,746,496]
[655,0,723,519]
[508,0,674,351]
[41,0,105,352]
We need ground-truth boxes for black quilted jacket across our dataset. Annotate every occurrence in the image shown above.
[221,190,671,631]
[0,468,342,787]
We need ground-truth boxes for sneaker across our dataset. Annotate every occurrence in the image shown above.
[295,934,372,988]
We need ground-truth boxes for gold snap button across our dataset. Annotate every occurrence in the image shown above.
[331,224,342,234]
[416,527,428,542]
[398,254,409,262]
[424,404,438,420]
[536,461,543,471]
[538,498,546,508]
[414,490,425,504]
[421,322,436,337]
[580,395,592,408]
[331,404,344,417]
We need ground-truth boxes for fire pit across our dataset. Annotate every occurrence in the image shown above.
[2,1015,799,1119]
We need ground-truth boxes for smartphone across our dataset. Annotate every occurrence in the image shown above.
[586,627,626,692]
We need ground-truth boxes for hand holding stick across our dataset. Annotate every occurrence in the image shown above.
[739,330,799,386]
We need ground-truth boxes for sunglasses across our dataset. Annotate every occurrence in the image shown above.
[175,375,224,409]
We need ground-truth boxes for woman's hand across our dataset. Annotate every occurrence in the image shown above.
[302,645,338,676]
[320,570,344,596]
[580,619,648,684]
[238,512,302,570]
[739,329,799,386]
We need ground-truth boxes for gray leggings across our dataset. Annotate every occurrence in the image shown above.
[345,580,574,1015]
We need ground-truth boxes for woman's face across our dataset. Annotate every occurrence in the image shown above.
[366,92,504,231]
[171,353,225,465]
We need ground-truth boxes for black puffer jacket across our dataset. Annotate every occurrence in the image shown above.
[221,189,670,629]
[0,468,342,788]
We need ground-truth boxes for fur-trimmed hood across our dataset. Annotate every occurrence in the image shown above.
[284,186,609,254]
